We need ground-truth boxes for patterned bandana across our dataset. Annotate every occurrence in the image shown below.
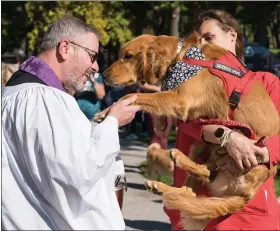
[161,46,205,91]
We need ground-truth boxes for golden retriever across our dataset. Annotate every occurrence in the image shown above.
[94,32,279,230]
[146,143,174,181]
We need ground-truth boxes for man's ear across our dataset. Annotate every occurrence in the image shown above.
[57,40,71,61]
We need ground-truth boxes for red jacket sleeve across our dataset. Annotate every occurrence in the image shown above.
[177,121,205,142]
[263,73,280,167]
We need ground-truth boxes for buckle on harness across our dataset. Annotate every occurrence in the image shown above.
[229,91,241,110]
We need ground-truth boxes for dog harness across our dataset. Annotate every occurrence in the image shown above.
[184,50,259,120]
[163,44,262,123]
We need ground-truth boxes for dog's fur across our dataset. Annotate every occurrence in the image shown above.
[147,143,174,181]
[95,32,279,230]
[1,63,17,85]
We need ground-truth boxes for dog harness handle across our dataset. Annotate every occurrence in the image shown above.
[182,52,259,120]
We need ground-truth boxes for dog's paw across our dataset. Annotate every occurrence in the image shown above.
[197,166,211,184]
[93,111,107,123]
[145,181,163,195]
[145,180,171,196]
[169,149,177,164]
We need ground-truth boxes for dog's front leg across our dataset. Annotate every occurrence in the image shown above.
[94,107,111,123]
[94,91,187,123]
[124,91,187,119]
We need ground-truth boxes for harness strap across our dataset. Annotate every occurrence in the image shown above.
[182,56,258,120]
[228,71,257,118]
[182,57,214,68]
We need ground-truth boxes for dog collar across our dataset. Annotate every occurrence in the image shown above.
[162,46,205,91]
[176,38,184,54]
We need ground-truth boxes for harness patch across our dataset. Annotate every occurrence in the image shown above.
[214,61,244,78]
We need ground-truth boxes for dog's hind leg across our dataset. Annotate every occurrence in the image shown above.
[170,149,210,183]
[163,192,246,220]
[145,180,196,197]
[145,181,172,195]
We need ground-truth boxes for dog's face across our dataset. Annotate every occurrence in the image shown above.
[103,34,179,86]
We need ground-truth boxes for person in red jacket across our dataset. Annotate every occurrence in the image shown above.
[164,9,280,230]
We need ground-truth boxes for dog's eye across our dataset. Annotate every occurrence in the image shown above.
[123,53,133,60]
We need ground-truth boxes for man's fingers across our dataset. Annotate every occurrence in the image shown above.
[127,105,141,112]
[122,95,137,106]
[128,113,135,121]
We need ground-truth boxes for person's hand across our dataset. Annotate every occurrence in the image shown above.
[225,132,270,170]
[89,74,96,83]
[108,95,140,127]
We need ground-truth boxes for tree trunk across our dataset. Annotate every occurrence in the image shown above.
[271,13,280,48]
[170,7,180,37]
[255,3,269,47]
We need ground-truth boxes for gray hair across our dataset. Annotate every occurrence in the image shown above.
[38,14,99,53]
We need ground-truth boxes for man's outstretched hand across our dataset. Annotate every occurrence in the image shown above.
[108,95,140,127]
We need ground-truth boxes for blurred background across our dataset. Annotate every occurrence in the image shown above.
[1,1,280,77]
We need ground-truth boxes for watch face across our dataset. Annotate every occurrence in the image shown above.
[215,128,225,138]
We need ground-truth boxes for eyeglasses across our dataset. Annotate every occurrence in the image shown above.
[69,41,99,64]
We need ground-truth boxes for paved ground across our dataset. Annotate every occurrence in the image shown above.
[119,139,172,231]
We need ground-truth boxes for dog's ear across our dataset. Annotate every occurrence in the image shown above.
[138,40,171,85]
[140,46,158,84]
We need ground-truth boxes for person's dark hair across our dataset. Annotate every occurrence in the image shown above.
[38,15,99,54]
[195,9,244,61]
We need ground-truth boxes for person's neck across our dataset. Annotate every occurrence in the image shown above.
[38,52,64,84]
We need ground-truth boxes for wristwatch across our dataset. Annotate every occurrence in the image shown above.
[215,127,225,138]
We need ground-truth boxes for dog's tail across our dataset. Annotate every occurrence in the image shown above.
[163,193,246,220]
[148,143,161,151]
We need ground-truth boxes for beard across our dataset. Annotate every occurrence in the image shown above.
[65,72,84,93]
[64,63,86,94]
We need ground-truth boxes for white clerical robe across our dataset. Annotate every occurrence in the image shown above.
[2,83,125,230]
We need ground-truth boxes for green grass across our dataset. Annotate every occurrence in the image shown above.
[139,160,173,186]
[275,166,280,196]
[139,161,280,197]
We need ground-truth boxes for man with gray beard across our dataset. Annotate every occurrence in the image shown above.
[2,15,139,230]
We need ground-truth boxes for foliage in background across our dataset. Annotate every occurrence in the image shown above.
[1,2,28,55]
[2,2,280,56]
[24,1,133,53]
